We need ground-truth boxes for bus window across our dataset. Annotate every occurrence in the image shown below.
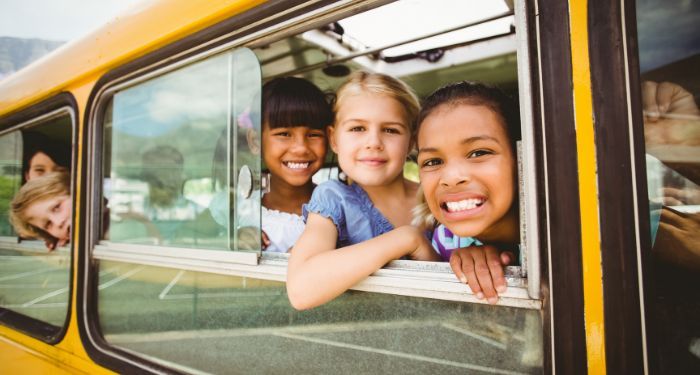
[635,0,700,372]
[100,49,261,252]
[0,110,73,341]
[89,1,543,373]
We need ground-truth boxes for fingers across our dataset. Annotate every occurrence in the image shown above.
[484,246,506,299]
[655,81,677,115]
[500,251,515,266]
[262,231,270,249]
[642,81,660,122]
[449,247,506,304]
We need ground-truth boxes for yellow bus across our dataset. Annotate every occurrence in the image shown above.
[0,0,697,373]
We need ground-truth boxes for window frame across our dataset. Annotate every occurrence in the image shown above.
[82,0,545,371]
[0,96,76,344]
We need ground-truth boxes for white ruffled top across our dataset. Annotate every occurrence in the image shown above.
[262,206,305,253]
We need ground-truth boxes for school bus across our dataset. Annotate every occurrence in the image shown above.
[0,0,697,373]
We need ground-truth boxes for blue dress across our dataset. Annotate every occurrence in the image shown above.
[302,180,394,247]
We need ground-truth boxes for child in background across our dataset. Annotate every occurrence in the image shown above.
[287,71,440,310]
[22,132,70,183]
[9,172,71,250]
[259,77,332,252]
[415,81,521,304]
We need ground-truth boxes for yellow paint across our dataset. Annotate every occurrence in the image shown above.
[568,0,607,373]
[0,0,266,116]
[0,1,265,372]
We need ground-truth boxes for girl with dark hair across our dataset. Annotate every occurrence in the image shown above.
[415,81,522,304]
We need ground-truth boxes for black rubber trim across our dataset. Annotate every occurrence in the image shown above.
[0,92,77,345]
[537,0,588,373]
[587,0,646,372]
[76,1,341,373]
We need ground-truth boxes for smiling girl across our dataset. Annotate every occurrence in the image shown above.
[259,77,332,253]
[287,71,439,310]
[416,81,521,304]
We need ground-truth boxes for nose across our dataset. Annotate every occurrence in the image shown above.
[365,128,384,150]
[289,134,311,155]
[440,160,470,187]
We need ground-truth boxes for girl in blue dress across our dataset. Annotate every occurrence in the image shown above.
[287,72,440,310]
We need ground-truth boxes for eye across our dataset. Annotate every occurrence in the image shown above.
[383,127,401,134]
[420,158,443,168]
[272,131,291,137]
[349,125,365,132]
[308,131,325,138]
[52,203,61,213]
[468,149,493,158]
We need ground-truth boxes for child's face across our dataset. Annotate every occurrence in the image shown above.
[417,104,515,240]
[330,93,411,187]
[262,124,327,188]
[26,194,72,243]
[26,152,67,181]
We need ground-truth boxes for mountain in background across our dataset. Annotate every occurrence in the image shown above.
[0,36,64,80]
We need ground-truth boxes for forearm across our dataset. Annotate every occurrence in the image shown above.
[287,226,419,310]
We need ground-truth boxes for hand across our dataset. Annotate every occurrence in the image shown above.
[262,230,270,249]
[651,187,700,206]
[449,245,515,304]
[653,207,700,271]
[642,81,700,146]
[408,229,441,261]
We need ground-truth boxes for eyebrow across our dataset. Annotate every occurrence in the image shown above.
[341,119,407,128]
[418,135,500,154]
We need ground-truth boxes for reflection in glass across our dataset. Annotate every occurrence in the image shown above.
[636,0,700,371]
[104,49,262,252]
[0,132,22,236]
[98,261,543,374]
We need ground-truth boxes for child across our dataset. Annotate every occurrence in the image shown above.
[259,76,332,252]
[22,132,70,183]
[9,171,71,250]
[287,71,440,310]
[415,81,521,304]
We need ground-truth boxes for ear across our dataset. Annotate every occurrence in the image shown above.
[246,128,260,155]
[327,126,339,154]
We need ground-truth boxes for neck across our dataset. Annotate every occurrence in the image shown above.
[478,205,520,245]
[359,174,411,204]
[262,174,314,215]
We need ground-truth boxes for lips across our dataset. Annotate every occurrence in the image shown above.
[358,158,387,166]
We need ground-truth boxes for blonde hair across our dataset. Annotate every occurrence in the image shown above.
[411,186,436,230]
[9,171,70,240]
[334,71,420,132]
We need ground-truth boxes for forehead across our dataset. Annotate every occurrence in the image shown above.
[418,104,508,144]
[337,93,407,121]
[30,152,57,166]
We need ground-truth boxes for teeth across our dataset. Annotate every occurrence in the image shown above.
[285,162,309,169]
[445,199,484,212]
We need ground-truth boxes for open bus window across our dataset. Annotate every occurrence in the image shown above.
[636,0,700,371]
[0,109,73,339]
[90,1,543,373]
[100,49,262,252]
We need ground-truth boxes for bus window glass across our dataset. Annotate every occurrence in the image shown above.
[636,0,700,371]
[103,49,262,251]
[98,262,543,373]
[0,114,72,335]
[0,132,22,236]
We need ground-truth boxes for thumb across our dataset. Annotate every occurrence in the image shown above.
[500,251,515,265]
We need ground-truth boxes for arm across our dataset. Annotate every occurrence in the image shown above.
[449,245,514,304]
[287,214,438,310]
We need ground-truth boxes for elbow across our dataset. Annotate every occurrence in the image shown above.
[286,282,315,311]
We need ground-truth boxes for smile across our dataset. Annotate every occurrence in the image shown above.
[283,161,311,170]
[442,198,485,212]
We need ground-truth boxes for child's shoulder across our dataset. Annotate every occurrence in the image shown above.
[312,179,354,197]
